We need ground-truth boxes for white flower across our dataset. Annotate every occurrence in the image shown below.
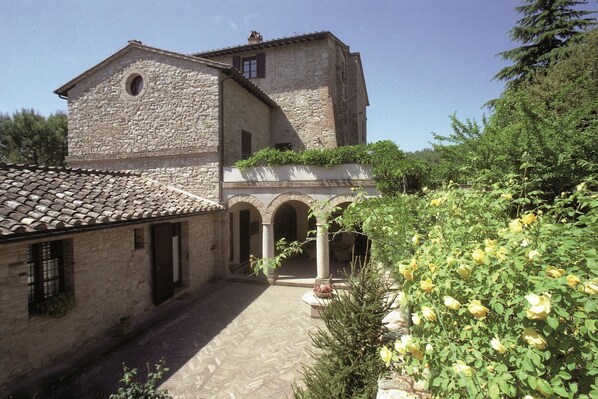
[412,313,421,326]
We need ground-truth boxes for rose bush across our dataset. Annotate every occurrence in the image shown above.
[342,178,597,398]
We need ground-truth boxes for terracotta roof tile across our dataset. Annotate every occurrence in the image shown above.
[0,163,223,239]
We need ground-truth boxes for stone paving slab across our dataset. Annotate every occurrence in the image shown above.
[47,282,322,399]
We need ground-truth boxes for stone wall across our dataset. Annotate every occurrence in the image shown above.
[204,36,368,150]
[347,53,368,145]
[206,40,339,150]
[222,79,271,165]
[0,213,221,393]
[66,47,222,200]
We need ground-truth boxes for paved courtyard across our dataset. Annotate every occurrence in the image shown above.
[48,282,323,399]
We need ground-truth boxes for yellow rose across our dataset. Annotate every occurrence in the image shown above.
[412,313,421,326]
[453,361,474,377]
[412,234,420,246]
[380,346,393,366]
[468,300,489,318]
[490,338,507,354]
[584,279,598,295]
[410,257,419,270]
[522,328,547,349]
[525,293,551,320]
[486,365,495,373]
[428,263,437,273]
[420,278,435,293]
[495,247,507,260]
[399,264,414,281]
[446,255,457,265]
[545,266,565,278]
[443,296,461,310]
[509,219,523,233]
[567,275,581,287]
[430,198,443,206]
[527,249,540,261]
[472,248,485,264]
[521,213,537,225]
[484,239,496,254]
[457,264,472,279]
[421,306,437,322]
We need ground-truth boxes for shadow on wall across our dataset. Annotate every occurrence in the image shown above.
[270,108,305,152]
[234,163,373,182]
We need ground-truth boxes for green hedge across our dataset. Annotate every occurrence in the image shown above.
[235,141,430,195]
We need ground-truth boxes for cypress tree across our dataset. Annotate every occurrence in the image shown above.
[495,0,596,87]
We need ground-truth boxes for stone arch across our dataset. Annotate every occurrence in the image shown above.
[227,195,267,220]
[326,194,359,213]
[312,194,360,223]
[264,192,316,224]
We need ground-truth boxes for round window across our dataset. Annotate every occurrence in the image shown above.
[128,74,144,96]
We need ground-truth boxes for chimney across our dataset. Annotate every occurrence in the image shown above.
[248,31,263,44]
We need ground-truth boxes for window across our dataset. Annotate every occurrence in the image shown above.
[275,143,292,151]
[28,240,65,313]
[125,73,145,96]
[243,57,258,78]
[134,227,145,249]
[233,53,265,78]
[241,130,252,160]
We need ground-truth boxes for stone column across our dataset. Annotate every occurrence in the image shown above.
[262,222,275,282]
[316,222,330,279]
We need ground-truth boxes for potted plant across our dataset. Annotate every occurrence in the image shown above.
[313,282,334,299]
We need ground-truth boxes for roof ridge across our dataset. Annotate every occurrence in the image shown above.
[192,31,339,57]
[0,162,141,177]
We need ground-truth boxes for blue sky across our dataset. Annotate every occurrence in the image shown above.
[0,0,595,151]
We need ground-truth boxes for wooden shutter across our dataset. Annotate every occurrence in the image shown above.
[233,56,241,71]
[256,53,266,78]
[241,130,252,160]
[152,224,174,305]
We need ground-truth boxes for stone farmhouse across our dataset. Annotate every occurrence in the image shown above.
[0,31,374,394]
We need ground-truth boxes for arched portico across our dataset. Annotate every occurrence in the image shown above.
[227,196,265,273]
[223,164,378,283]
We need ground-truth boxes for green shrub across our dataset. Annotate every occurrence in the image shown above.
[39,292,76,318]
[366,180,597,398]
[109,359,172,399]
[294,263,394,399]
[235,141,428,194]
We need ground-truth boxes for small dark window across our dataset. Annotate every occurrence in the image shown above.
[275,143,292,151]
[234,53,265,78]
[28,240,65,314]
[241,130,252,160]
[130,75,144,96]
[242,57,258,78]
[134,228,145,249]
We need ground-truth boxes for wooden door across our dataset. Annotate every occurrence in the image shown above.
[152,223,174,305]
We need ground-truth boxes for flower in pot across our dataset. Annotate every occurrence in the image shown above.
[313,283,333,298]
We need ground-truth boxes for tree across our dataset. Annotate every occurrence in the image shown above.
[293,263,394,399]
[0,109,67,166]
[434,28,598,194]
[495,0,596,87]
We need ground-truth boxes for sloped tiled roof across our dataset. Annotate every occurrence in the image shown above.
[193,31,345,58]
[0,163,223,240]
[54,42,277,108]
